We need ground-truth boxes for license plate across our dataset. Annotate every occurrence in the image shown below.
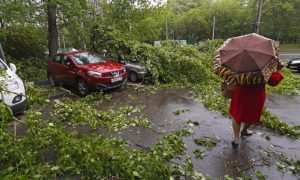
[290,65,299,68]
[111,76,122,83]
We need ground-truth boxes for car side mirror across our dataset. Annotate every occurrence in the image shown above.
[9,63,17,73]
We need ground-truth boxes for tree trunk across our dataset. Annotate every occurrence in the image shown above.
[47,2,58,59]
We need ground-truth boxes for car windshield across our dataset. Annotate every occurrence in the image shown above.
[71,52,105,65]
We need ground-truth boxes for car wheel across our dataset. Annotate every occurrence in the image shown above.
[48,73,57,87]
[76,78,89,96]
[129,72,138,82]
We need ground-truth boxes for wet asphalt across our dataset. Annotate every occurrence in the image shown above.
[266,93,300,126]
[92,86,300,179]
[11,84,300,179]
[279,52,300,61]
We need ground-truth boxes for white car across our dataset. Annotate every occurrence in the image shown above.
[0,58,27,115]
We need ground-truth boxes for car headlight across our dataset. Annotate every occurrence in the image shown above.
[87,71,102,77]
[138,67,147,72]
[12,94,23,104]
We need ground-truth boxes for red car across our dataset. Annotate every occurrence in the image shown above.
[47,51,127,96]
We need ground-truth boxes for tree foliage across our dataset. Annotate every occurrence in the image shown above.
[261,0,300,43]
[1,0,300,175]
[1,26,46,59]
[1,0,300,55]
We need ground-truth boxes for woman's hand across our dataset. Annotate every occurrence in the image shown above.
[276,62,284,73]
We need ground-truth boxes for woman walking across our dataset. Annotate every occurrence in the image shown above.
[212,33,285,147]
[230,63,284,146]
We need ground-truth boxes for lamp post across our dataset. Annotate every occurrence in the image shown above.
[165,18,168,40]
[62,35,66,52]
[212,0,216,40]
[254,0,263,34]
[0,42,6,63]
[212,12,215,40]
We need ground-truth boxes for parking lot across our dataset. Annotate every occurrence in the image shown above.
[9,83,300,179]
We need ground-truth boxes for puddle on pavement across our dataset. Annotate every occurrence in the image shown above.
[266,93,300,126]
[96,87,300,179]
[10,86,300,179]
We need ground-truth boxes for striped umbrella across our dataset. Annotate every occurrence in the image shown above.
[213,33,281,85]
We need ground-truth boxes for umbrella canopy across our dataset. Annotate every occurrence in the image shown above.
[213,33,280,85]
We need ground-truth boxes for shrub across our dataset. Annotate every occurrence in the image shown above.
[125,41,218,85]
[1,26,47,60]
[7,57,47,82]
[198,39,223,53]
[91,23,130,54]
[92,28,221,85]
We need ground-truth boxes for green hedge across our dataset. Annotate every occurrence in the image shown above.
[7,57,47,82]
[0,26,47,60]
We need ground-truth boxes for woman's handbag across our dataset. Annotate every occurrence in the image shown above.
[221,80,234,98]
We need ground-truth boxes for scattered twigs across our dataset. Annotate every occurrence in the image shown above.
[148,127,169,135]
[13,116,24,124]
[13,117,24,140]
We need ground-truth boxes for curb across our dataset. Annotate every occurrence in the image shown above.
[34,79,50,86]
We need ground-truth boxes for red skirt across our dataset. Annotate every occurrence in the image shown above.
[229,84,266,123]
[229,72,283,123]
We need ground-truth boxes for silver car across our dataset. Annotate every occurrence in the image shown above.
[123,61,149,82]
[286,58,300,72]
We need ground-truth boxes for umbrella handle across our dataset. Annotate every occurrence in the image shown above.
[276,61,284,73]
